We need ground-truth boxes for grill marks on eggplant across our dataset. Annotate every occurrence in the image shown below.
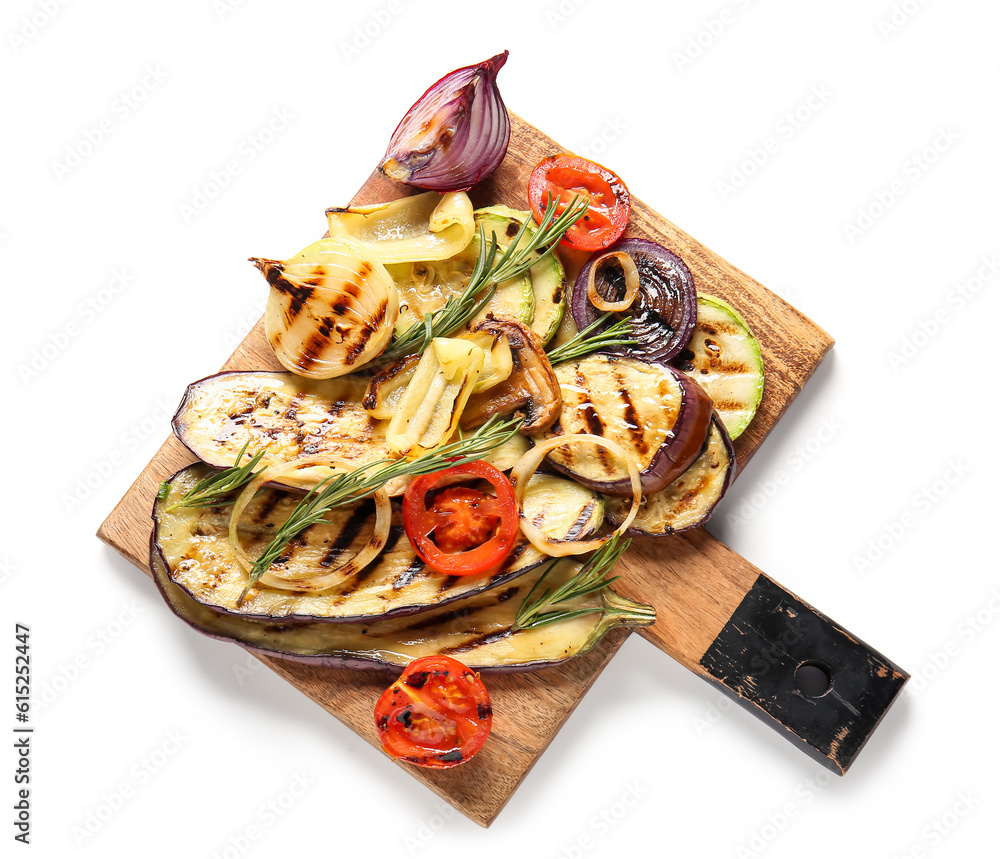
[155,465,597,622]
[151,542,646,671]
[319,503,375,567]
[573,367,606,436]
[172,372,394,484]
[605,418,735,535]
[546,355,682,481]
[440,628,515,655]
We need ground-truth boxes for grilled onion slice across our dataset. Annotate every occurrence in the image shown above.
[254,238,399,379]
[228,456,391,593]
[510,434,639,556]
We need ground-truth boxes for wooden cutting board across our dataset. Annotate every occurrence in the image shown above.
[97,112,907,827]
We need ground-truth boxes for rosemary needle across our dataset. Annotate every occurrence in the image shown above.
[162,441,265,511]
[545,312,637,366]
[513,533,632,631]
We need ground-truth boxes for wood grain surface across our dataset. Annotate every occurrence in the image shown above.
[98,112,833,826]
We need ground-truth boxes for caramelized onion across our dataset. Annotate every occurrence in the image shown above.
[379,52,511,192]
[228,456,391,592]
[586,251,640,312]
[509,434,640,556]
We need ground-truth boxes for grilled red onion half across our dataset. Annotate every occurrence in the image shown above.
[571,238,697,363]
[379,52,511,192]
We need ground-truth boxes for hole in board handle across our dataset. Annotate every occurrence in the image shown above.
[794,661,833,698]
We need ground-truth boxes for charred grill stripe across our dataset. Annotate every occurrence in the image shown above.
[617,386,648,456]
[343,324,378,366]
[440,628,513,655]
[403,603,483,631]
[340,277,362,300]
[392,556,426,590]
[352,524,406,586]
[263,265,314,320]
[573,368,605,436]
[298,331,330,371]
[713,360,757,373]
[251,492,283,524]
[711,398,752,412]
[319,503,375,567]
[498,541,528,573]
[564,500,597,540]
[369,298,388,328]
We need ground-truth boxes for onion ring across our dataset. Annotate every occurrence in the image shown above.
[586,250,640,313]
[509,434,640,556]
[228,456,391,593]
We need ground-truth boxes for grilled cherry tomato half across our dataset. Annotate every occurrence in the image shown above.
[374,655,493,769]
[528,153,630,252]
[402,459,519,575]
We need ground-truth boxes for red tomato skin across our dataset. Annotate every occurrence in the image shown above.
[374,656,492,769]
[402,460,519,575]
[528,153,630,251]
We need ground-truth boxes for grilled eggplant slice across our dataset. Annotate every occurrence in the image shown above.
[154,464,603,623]
[604,416,735,535]
[172,371,395,489]
[150,538,653,671]
[671,294,764,440]
[540,354,714,497]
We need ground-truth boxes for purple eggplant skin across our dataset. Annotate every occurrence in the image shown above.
[571,238,697,364]
[149,535,589,675]
[607,415,736,537]
[544,355,716,498]
[170,369,395,479]
[149,537,399,672]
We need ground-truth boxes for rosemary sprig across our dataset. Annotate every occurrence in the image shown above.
[162,441,266,511]
[236,415,522,604]
[378,194,590,363]
[513,533,632,631]
[545,312,637,365]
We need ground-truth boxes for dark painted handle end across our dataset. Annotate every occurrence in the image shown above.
[700,574,908,774]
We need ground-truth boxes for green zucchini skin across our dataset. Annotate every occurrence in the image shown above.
[475,206,566,344]
[149,535,653,672]
[152,463,604,624]
[671,294,764,440]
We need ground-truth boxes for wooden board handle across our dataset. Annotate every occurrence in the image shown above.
[695,573,909,774]
[614,533,908,774]
[644,573,910,775]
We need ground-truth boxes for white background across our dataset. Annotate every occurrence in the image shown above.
[3,0,998,856]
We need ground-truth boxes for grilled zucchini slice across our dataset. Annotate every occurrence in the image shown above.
[672,294,764,440]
